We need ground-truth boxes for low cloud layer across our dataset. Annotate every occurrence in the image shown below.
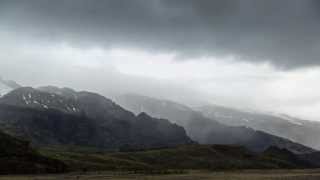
[1,0,320,69]
[1,1,320,121]
[1,42,320,121]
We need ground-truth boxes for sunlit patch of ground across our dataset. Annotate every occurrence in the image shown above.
[1,169,320,180]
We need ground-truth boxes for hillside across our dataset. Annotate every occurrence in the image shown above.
[0,131,317,175]
[116,94,315,154]
[40,144,318,172]
[0,131,66,174]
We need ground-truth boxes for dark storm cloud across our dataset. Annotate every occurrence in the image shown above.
[1,0,320,69]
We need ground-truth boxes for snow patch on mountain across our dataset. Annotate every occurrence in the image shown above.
[0,87,81,114]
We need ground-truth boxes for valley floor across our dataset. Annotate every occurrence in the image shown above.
[1,169,320,180]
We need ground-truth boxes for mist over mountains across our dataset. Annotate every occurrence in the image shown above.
[199,105,320,150]
[117,94,320,150]
[0,77,21,97]
[0,78,319,173]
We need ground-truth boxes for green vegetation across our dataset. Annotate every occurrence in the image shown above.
[39,144,315,173]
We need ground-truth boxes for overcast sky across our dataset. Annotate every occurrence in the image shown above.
[1,0,320,121]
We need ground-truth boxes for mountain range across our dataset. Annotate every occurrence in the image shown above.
[116,94,316,154]
[0,79,320,173]
[0,79,318,156]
